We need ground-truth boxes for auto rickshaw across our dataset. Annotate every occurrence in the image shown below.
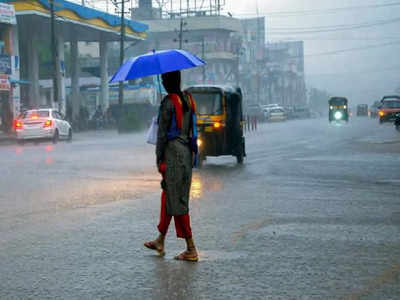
[328,97,349,122]
[185,85,246,167]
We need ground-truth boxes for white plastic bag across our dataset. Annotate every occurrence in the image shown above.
[146,117,158,145]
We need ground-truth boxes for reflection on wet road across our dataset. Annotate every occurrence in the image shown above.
[1,119,399,299]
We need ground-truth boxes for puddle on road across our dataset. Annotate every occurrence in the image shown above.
[376,179,400,185]
[197,250,248,261]
[292,154,400,163]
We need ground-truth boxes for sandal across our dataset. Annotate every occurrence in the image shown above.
[174,250,199,262]
[144,240,165,256]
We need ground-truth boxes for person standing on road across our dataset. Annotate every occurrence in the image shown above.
[144,70,199,262]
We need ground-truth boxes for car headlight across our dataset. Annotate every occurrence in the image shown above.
[334,111,343,120]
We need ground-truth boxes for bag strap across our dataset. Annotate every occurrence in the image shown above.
[168,93,183,129]
[185,92,196,114]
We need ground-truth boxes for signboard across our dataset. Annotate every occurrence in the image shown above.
[0,3,16,25]
[0,74,10,91]
[0,55,11,74]
[109,88,155,105]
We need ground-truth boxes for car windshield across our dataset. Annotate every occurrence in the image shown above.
[20,110,49,119]
[192,92,222,115]
[382,101,400,108]
[271,108,284,113]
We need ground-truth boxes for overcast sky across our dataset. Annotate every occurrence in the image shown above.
[82,0,400,104]
[225,0,400,104]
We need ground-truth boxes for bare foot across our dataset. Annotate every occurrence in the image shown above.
[174,248,199,262]
[144,239,165,256]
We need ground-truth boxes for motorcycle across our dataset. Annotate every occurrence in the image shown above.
[395,113,400,132]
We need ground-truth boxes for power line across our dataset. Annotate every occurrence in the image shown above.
[304,40,400,58]
[270,17,400,31]
[233,1,400,18]
[275,37,400,41]
[269,17,400,35]
[307,65,400,76]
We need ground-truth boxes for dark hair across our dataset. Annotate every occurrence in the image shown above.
[161,71,189,112]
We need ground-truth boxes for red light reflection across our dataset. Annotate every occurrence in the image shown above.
[45,145,54,152]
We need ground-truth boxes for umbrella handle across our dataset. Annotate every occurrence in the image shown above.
[157,74,163,102]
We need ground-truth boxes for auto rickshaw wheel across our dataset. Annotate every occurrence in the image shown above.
[236,142,245,164]
[197,153,205,168]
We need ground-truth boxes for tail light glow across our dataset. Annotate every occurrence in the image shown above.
[43,120,52,128]
[14,120,23,130]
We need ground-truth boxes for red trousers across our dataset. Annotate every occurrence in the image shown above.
[157,190,192,239]
[157,164,192,239]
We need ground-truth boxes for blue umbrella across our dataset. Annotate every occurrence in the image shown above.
[109,49,206,83]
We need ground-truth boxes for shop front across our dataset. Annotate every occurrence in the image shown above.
[0,2,18,133]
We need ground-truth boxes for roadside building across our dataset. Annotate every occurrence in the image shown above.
[239,17,266,106]
[2,0,147,123]
[265,41,307,108]
[130,0,242,88]
[0,2,18,133]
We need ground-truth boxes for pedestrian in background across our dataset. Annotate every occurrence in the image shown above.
[144,70,199,262]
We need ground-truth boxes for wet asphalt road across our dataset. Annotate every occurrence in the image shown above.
[1,117,399,299]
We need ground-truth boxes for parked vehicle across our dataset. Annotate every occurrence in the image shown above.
[265,107,286,122]
[14,108,72,144]
[329,97,349,122]
[378,95,400,123]
[186,85,246,167]
[356,104,368,116]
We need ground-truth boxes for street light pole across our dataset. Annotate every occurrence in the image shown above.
[50,0,59,106]
[118,0,126,109]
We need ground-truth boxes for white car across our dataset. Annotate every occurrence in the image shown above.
[265,107,287,122]
[14,109,72,144]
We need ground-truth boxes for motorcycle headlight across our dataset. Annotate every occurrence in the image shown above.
[197,138,203,147]
[334,111,343,120]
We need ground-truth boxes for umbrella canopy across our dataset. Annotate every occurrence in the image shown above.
[109,49,206,83]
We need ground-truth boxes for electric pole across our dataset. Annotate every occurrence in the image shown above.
[50,0,59,106]
[256,4,260,105]
[179,18,183,49]
[112,0,129,130]
[174,18,187,50]
[115,0,128,107]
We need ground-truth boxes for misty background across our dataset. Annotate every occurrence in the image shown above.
[76,0,400,105]
[225,0,400,105]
